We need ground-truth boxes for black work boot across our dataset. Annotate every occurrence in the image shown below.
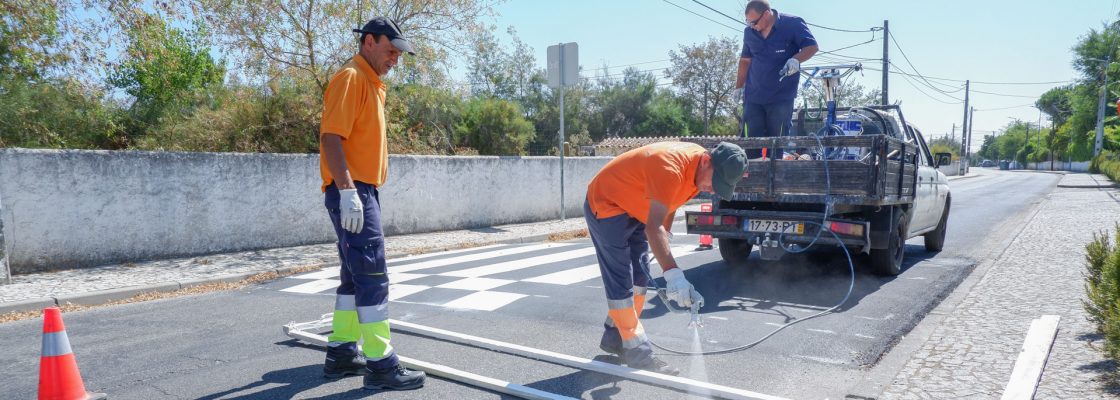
[324,343,367,379]
[628,354,681,376]
[623,345,680,376]
[599,325,624,356]
[364,364,426,390]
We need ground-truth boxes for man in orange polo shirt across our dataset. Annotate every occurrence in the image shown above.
[318,17,425,391]
[585,141,747,375]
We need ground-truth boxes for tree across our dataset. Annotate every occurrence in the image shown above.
[635,89,692,137]
[798,81,883,109]
[665,36,739,135]
[108,14,224,126]
[196,0,498,91]
[0,0,68,79]
[588,67,657,138]
[454,97,535,155]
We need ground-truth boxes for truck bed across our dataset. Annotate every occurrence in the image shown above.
[683,135,919,206]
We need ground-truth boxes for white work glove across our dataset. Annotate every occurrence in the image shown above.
[780,58,800,77]
[663,268,698,307]
[690,287,705,309]
[338,188,364,234]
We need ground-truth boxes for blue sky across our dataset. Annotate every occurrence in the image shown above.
[482,0,1119,150]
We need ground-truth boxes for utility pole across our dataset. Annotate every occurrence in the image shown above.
[1094,54,1111,158]
[967,106,975,168]
[960,80,970,175]
[881,20,889,105]
[950,124,956,143]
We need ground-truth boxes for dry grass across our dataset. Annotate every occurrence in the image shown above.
[0,264,322,324]
[548,229,589,242]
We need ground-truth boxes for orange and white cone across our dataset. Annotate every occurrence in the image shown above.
[696,203,714,251]
[38,307,107,400]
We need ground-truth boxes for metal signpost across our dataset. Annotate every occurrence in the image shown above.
[547,42,578,220]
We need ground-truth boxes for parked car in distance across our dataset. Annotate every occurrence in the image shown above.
[980,159,995,167]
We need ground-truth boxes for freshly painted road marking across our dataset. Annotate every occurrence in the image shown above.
[524,264,601,285]
[281,279,341,294]
[388,284,430,301]
[441,247,599,278]
[437,277,516,291]
[443,291,528,311]
[390,243,574,273]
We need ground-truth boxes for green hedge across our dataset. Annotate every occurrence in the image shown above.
[1091,151,1120,182]
[1085,224,1120,361]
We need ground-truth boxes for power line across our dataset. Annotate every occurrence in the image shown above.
[970,89,1039,99]
[887,31,962,97]
[888,61,965,93]
[661,0,739,31]
[689,0,745,26]
[820,35,879,56]
[895,71,964,104]
[810,21,878,33]
[974,103,1037,111]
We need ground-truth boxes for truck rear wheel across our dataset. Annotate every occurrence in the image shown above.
[869,210,906,276]
[924,198,950,252]
[718,238,753,268]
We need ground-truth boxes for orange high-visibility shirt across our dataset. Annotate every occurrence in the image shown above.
[586,142,704,224]
[319,55,388,191]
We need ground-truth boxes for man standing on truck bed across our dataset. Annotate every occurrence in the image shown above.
[736,0,819,158]
[317,17,425,391]
[585,141,747,375]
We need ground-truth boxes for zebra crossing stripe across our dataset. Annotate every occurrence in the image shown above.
[390,243,575,273]
[440,247,600,278]
[281,279,341,294]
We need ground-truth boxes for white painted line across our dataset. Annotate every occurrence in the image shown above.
[437,277,516,291]
[393,244,507,264]
[390,243,574,273]
[707,316,728,321]
[283,328,575,400]
[280,279,340,294]
[389,319,790,400]
[388,284,430,301]
[389,272,427,284]
[441,247,599,278]
[523,264,600,285]
[289,267,340,280]
[442,291,528,311]
[805,329,836,335]
[1001,315,1061,400]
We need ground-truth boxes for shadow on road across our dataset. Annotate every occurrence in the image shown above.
[524,354,625,399]
[194,363,343,400]
[642,244,937,320]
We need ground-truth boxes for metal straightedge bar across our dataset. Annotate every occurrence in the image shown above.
[282,315,574,400]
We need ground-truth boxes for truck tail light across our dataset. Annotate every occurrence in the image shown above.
[829,221,865,237]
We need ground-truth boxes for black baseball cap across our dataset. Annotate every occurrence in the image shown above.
[710,142,748,199]
[353,17,415,55]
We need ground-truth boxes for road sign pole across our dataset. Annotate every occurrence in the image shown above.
[558,43,566,220]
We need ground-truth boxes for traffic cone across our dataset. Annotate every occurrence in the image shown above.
[696,203,713,251]
[38,307,107,400]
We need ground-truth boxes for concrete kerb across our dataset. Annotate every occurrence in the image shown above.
[55,282,182,306]
[0,297,58,314]
[1056,183,1119,189]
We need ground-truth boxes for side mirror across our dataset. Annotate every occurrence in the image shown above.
[935,153,952,168]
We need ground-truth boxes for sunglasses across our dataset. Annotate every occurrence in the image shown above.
[747,11,766,27]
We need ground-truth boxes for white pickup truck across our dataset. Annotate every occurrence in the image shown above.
[683,105,951,275]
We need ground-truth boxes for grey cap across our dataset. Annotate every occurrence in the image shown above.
[353,17,415,55]
[710,142,748,199]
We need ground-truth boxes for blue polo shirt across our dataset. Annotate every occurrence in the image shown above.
[741,10,817,105]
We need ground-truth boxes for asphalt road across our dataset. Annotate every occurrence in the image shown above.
[0,169,1059,399]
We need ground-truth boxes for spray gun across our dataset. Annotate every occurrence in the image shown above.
[655,287,704,329]
[639,249,705,329]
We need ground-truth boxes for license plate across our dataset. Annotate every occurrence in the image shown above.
[744,219,804,234]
